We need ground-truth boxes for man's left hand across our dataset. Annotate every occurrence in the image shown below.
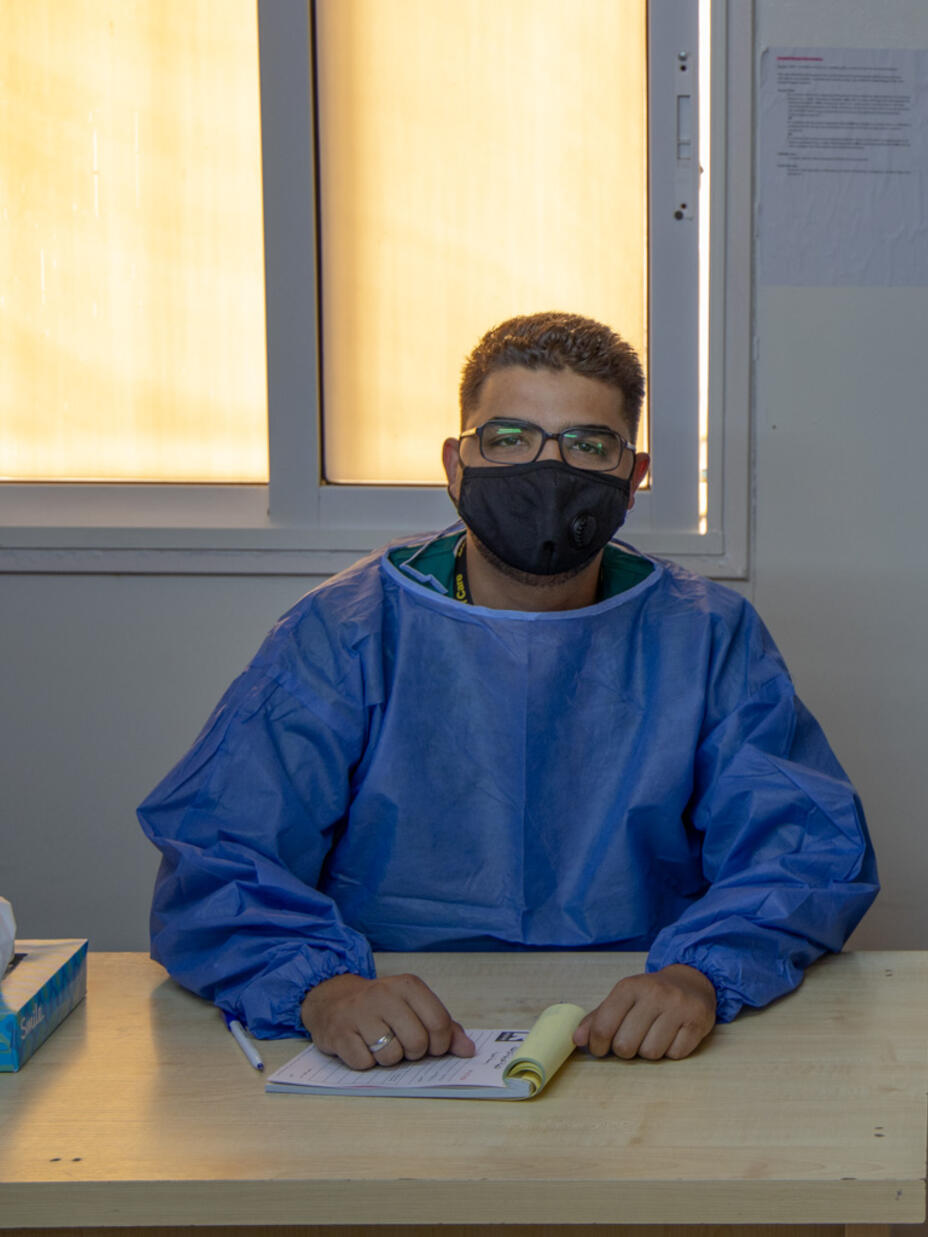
[572,964,717,1061]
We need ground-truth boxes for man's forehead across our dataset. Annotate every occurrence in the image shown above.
[465,365,629,434]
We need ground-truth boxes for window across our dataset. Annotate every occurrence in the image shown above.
[1,0,268,484]
[315,0,648,487]
[0,0,751,577]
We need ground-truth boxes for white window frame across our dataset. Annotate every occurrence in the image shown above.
[0,0,751,578]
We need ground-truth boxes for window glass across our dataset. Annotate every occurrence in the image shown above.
[0,0,268,483]
[316,0,648,485]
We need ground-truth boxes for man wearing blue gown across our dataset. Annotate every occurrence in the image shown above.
[138,312,878,1070]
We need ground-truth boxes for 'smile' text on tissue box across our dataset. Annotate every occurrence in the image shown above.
[0,940,88,1071]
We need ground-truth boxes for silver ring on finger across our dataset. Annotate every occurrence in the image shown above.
[366,1030,396,1054]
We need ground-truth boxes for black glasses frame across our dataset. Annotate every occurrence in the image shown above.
[459,418,636,473]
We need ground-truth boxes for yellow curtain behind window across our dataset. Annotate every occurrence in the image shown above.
[318,0,647,485]
[0,0,267,483]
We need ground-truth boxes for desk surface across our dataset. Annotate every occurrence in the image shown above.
[0,950,925,1228]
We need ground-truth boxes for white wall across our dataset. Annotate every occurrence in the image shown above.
[0,573,325,946]
[2,0,926,967]
[750,0,928,953]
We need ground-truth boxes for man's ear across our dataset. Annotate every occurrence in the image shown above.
[627,452,651,512]
[442,437,463,501]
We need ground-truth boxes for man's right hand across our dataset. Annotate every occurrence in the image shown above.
[300,972,476,1070]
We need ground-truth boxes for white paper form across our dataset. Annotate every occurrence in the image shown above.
[267,1027,530,1094]
[758,47,928,285]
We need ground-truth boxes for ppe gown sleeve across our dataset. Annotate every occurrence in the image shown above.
[137,648,376,1039]
[646,671,878,1022]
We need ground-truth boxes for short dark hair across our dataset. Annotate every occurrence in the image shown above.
[459,311,645,437]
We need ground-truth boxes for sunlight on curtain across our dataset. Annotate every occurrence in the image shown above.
[317,0,648,485]
[0,0,267,483]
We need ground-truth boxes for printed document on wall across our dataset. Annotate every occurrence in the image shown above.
[758,47,928,286]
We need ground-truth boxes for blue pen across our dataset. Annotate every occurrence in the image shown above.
[223,1011,264,1071]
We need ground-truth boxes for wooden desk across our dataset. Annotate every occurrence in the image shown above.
[0,951,925,1237]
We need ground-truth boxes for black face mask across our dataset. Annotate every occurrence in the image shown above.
[454,459,632,576]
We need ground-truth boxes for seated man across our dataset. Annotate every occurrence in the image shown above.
[138,311,878,1070]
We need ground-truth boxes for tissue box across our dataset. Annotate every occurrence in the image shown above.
[0,939,88,1071]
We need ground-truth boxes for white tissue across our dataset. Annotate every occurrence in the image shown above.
[0,898,16,976]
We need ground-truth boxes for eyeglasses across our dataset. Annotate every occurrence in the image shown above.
[459,418,635,473]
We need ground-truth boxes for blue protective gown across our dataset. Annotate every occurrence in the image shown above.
[138,536,878,1038]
